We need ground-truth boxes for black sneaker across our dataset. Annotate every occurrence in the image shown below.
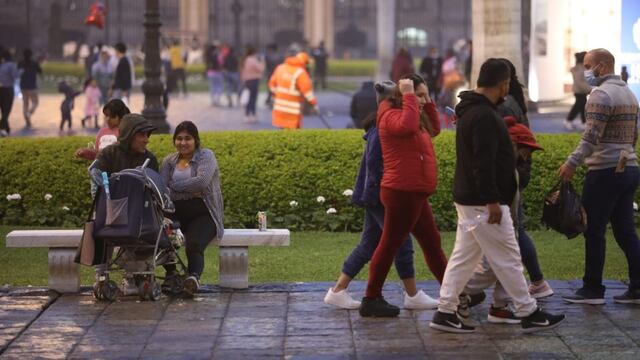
[562,287,605,305]
[359,297,400,317]
[613,289,640,304]
[457,295,471,319]
[183,275,200,297]
[521,308,565,333]
[430,311,475,333]
[487,305,521,324]
[467,291,486,307]
[457,291,486,319]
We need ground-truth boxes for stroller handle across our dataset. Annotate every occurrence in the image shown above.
[141,158,151,170]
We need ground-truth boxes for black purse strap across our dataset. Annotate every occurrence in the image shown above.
[86,190,100,222]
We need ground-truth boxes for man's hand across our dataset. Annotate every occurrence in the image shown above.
[398,79,414,95]
[486,202,502,225]
[557,163,576,182]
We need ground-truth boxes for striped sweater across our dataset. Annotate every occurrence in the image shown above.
[566,75,639,170]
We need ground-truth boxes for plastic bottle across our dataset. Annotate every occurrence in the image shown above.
[101,172,111,199]
[458,213,489,232]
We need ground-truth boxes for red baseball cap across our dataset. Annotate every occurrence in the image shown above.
[508,123,543,151]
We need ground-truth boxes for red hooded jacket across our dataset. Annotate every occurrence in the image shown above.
[377,94,440,194]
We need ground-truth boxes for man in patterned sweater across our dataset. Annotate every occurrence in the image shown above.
[558,48,640,305]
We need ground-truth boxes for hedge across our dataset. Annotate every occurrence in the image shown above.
[1,130,632,232]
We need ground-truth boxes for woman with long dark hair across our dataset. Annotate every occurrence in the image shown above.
[360,74,448,317]
[160,121,225,296]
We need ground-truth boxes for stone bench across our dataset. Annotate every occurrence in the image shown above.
[5,228,290,293]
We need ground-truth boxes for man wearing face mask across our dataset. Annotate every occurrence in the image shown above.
[430,58,565,334]
[558,48,640,305]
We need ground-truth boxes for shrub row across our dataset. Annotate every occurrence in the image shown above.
[1,130,626,232]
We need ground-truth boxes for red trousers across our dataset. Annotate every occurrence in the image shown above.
[365,187,448,298]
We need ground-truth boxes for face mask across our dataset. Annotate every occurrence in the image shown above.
[584,69,599,86]
[584,64,601,86]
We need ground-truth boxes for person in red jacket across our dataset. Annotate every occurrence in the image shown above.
[359,73,448,317]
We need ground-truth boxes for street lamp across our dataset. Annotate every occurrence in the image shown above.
[142,0,170,133]
[231,0,243,48]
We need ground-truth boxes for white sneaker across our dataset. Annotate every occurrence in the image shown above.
[324,288,361,309]
[0,129,7,137]
[404,290,439,310]
[574,122,585,131]
[563,120,574,131]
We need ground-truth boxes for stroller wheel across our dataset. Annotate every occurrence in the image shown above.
[95,280,119,302]
[139,277,162,301]
[103,280,120,302]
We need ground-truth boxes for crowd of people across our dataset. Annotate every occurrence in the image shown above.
[326,48,640,335]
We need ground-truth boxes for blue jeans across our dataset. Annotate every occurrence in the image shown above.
[207,71,224,103]
[342,205,415,279]
[582,166,640,291]
[244,79,259,116]
[223,72,241,104]
[517,201,544,283]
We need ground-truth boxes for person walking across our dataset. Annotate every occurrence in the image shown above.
[111,43,132,104]
[81,78,102,129]
[311,41,329,90]
[91,50,113,106]
[390,48,414,83]
[269,48,317,129]
[564,52,592,131]
[325,80,438,311]
[430,58,565,334]
[240,45,265,123]
[496,58,553,299]
[349,81,378,129]
[222,46,241,107]
[169,39,188,96]
[558,48,640,305]
[205,43,224,106]
[359,74,448,317]
[17,49,41,129]
[264,43,281,107]
[419,47,442,101]
[0,49,19,136]
[160,121,225,296]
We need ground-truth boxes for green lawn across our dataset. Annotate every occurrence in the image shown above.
[0,226,631,286]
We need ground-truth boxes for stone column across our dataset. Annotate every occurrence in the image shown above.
[304,0,334,55]
[179,0,209,44]
[470,0,523,87]
[142,0,170,133]
[376,0,395,82]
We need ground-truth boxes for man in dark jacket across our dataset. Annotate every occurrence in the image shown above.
[112,42,132,103]
[430,58,565,334]
[419,47,442,101]
[349,81,377,129]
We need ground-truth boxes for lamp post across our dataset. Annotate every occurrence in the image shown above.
[142,0,170,133]
[231,0,243,48]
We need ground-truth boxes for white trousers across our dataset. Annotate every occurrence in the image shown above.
[464,257,511,308]
[438,203,537,317]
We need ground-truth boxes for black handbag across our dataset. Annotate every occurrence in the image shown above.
[541,181,587,239]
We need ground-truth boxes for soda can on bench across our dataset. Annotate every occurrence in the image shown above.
[257,211,267,231]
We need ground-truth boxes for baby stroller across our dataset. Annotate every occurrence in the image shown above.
[90,160,187,301]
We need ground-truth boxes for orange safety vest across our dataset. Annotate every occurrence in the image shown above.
[269,56,317,129]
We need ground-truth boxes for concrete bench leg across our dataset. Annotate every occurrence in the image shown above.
[48,247,80,293]
[219,246,248,289]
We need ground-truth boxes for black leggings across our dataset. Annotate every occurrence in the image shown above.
[567,93,587,123]
[173,198,217,278]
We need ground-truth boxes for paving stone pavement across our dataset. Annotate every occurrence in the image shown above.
[2,90,577,138]
[1,280,639,359]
